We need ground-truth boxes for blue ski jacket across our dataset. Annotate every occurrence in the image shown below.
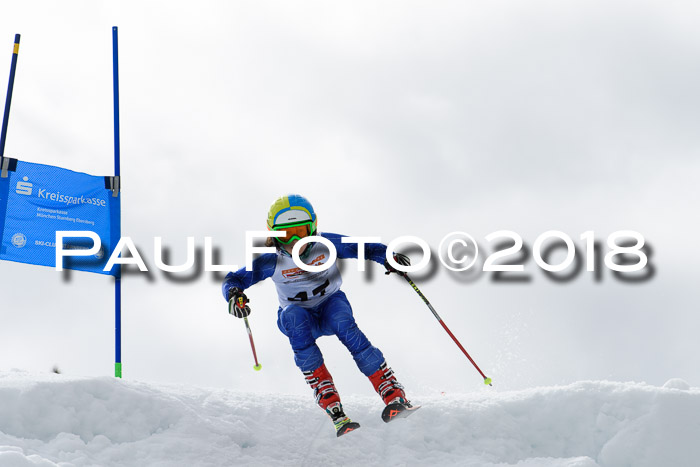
[222,232,387,306]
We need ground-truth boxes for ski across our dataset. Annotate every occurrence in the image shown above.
[335,420,361,437]
[381,401,421,423]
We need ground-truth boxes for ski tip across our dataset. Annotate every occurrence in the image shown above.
[381,402,421,423]
[336,421,361,437]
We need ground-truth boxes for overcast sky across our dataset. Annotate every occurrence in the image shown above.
[1,1,699,399]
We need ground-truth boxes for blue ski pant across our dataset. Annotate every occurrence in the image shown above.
[276,290,384,376]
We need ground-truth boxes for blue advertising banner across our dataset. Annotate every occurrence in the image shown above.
[0,158,120,276]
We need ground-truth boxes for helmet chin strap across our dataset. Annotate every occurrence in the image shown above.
[276,239,314,259]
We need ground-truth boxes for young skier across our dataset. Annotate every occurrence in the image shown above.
[222,194,414,437]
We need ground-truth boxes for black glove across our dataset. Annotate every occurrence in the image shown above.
[384,253,411,276]
[227,287,251,318]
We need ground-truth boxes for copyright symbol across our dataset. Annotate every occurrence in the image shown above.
[438,232,479,271]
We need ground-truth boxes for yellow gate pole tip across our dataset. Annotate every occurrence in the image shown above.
[254,364,262,371]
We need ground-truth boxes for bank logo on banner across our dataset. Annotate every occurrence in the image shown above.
[16,177,32,195]
[0,158,120,276]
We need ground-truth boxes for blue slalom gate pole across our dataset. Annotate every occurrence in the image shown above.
[1,34,20,158]
[112,26,123,378]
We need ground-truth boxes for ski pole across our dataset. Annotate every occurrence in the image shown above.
[243,316,262,371]
[402,273,492,386]
[229,298,262,371]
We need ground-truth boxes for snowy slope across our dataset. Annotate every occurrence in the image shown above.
[0,371,698,467]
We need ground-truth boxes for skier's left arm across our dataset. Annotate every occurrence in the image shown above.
[320,233,411,275]
[321,232,388,265]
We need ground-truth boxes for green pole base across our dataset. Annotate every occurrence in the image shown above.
[115,362,122,378]
[484,377,492,385]
[254,364,262,371]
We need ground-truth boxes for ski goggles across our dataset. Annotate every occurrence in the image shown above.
[272,221,314,245]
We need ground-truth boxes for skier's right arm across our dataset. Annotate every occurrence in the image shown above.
[221,253,277,302]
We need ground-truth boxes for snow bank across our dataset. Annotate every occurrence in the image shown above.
[0,371,698,466]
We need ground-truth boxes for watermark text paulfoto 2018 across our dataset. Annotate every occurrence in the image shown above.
[53,230,650,277]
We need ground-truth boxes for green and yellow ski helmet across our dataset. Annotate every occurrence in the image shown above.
[267,195,318,243]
